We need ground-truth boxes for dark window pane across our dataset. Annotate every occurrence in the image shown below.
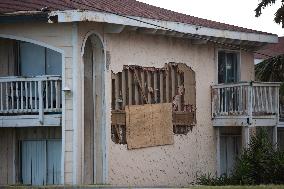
[218,51,239,84]
[218,51,226,83]
[46,49,62,75]
[20,42,45,77]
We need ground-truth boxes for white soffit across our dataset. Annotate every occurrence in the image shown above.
[49,10,278,44]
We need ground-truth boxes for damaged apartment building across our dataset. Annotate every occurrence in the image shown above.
[0,0,283,187]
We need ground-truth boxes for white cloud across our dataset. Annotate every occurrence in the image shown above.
[137,0,284,36]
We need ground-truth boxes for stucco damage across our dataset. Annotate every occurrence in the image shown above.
[111,63,196,146]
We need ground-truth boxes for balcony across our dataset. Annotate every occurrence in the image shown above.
[0,75,62,127]
[280,100,284,127]
[211,82,280,127]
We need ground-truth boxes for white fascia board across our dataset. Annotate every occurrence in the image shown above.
[49,10,278,43]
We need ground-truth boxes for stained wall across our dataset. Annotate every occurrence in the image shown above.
[0,21,255,186]
[105,31,216,186]
[76,22,255,186]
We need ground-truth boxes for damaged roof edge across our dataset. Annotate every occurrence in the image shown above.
[0,12,49,23]
[49,10,278,44]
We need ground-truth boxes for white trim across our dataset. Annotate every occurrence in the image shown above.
[216,49,241,84]
[72,22,78,185]
[50,10,278,43]
[102,36,108,184]
[80,30,106,57]
[216,127,221,177]
[214,47,218,84]
[0,34,64,54]
[242,126,250,148]
[278,121,284,127]
[240,49,242,81]
[80,31,108,184]
[61,46,66,185]
[0,114,62,127]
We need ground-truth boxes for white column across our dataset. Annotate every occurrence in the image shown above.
[273,87,280,149]
[72,22,79,185]
[273,126,278,149]
[216,127,221,176]
[242,126,250,148]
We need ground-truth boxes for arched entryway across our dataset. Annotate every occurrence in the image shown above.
[82,33,105,184]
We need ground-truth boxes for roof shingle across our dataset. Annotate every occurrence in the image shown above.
[0,0,276,36]
[255,37,284,59]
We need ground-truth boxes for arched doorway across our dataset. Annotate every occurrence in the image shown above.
[83,33,105,184]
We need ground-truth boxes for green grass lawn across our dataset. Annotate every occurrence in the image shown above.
[3,185,284,189]
[190,185,284,189]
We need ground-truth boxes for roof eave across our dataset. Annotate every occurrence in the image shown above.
[49,10,278,44]
[0,12,49,23]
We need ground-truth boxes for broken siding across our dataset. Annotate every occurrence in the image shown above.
[111,63,196,144]
[0,22,73,184]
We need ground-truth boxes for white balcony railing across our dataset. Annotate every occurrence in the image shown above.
[0,76,62,120]
[211,82,280,120]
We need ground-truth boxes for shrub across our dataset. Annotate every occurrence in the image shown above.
[195,173,234,186]
[196,128,284,186]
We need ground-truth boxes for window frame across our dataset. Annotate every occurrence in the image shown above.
[18,42,62,77]
[216,49,241,84]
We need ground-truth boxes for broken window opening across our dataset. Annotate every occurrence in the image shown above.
[111,63,196,145]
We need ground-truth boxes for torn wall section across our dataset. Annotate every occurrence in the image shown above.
[110,63,196,147]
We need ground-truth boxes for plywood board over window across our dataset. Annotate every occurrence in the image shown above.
[126,103,173,150]
[111,63,196,145]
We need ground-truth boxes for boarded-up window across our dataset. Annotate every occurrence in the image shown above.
[126,103,173,149]
[111,63,196,146]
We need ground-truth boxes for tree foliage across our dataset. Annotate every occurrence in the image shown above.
[255,54,284,82]
[196,128,284,186]
[232,128,284,185]
[255,55,284,104]
[255,0,284,27]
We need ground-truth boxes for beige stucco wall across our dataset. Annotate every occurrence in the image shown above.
[104,31,254,186]
[104,32,216,187]
[240,51,255,81]
[77,23,254,186]
[0,21,255,187]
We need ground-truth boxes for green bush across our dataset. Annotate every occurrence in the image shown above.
[196,128,284,186]
[195,173,234,186]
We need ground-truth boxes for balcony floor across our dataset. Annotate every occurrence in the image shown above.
[279,118,284,127]
[0,113,61,127]
[213,115,278,127]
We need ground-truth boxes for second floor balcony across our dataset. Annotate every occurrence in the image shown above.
[0,75,62,127]
[211,82,280,127]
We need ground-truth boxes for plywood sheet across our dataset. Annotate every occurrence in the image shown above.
[126,103,174,149]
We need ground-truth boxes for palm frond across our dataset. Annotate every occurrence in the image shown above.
[255,54,284,82]
[255,0,276,17]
